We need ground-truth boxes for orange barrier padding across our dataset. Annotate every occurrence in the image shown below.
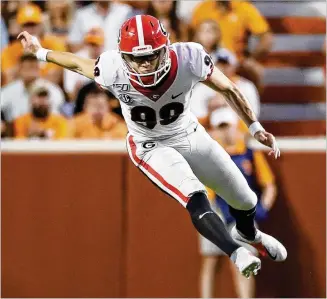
[1,152,326,298]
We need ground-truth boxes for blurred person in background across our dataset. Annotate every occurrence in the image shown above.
[1,3,66,85]
[1,1,29,25]
[176,0,202,25]
[190,19,224,125]
[119,0,149,11]
[146,0,188,43]
[199,107,277,299]
[193,19,221,57]
[69,89,127,139]
[1,53,65,123]
[72,82,122,119]
[1,16,9,50]
[63,27,105,103]
[191,47,260,129]
[1,111,9,138]
[191,0,274,91]
[67,1,136,52]
[14,86,68,139]
[1,1,24,54]
[208,48,260,119]
[45,0,75,43]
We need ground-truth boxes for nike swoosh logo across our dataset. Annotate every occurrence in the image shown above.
[171,92,183,99]
[198,211,214,220]
[265,246,277,260]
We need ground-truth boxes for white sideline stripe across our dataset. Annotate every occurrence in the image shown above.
[249,35,325,52]
[264,67,325,86]
[125,135,187,206]
[248,137,326,152]
[1,138,326,152]
[260,103,326,121]
[254,2,326,17]
[0,140,127,153]
[136,15,145,46]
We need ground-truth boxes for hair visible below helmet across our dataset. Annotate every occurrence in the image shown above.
[118,15,171,88]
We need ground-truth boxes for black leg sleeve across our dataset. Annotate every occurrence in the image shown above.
[186,192,240,256]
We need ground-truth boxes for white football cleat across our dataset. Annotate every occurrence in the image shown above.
[231,226,287,262]
[230,247,261,278]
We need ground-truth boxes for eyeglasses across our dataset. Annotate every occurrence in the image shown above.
[129,50,161,63]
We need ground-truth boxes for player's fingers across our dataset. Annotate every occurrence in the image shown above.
[277,147,281,158]
[274,146,280,159]
[22,32,32,44]
[18,31,29,41]
[17,31,25,40]
[21,39,27,47]
[271,140,278,159]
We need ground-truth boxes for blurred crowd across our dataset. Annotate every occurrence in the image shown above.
[1,0,273,140]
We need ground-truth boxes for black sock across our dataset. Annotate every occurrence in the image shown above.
[229,206,257,241]
[186,192,240,256]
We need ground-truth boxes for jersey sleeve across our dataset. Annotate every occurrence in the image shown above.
[185,42,214,82]
[93,50,119,90]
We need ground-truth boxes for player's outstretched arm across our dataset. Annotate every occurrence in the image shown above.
[204,66,280,159]
[17,31,95,79]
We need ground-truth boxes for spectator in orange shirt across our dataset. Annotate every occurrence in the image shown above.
[69,89,127,139]
[199,107,277,299]
[14,86,68,139]
[191,0,274,91]
[1,4,67,85]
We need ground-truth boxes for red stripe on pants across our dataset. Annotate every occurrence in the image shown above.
[128,135,189,204]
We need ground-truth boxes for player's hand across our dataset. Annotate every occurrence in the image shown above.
[254,131,281,159]
[17,31,42,56]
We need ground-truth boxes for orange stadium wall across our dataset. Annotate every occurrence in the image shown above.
[2,152,326,298]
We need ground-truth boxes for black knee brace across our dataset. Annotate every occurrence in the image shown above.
[186,191,213,218]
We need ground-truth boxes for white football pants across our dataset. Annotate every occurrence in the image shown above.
[126,122,257,210]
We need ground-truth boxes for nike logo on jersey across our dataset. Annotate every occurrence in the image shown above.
[198,211,214,220]
[171,92,183,99]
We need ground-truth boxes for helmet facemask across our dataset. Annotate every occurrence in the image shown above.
[120,45,171,88]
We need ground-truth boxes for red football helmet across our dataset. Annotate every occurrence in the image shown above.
[118,15,171,87]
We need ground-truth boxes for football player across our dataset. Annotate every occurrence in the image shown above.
[18,15,287,278]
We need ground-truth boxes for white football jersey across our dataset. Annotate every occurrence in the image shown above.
[94,42,214,139]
